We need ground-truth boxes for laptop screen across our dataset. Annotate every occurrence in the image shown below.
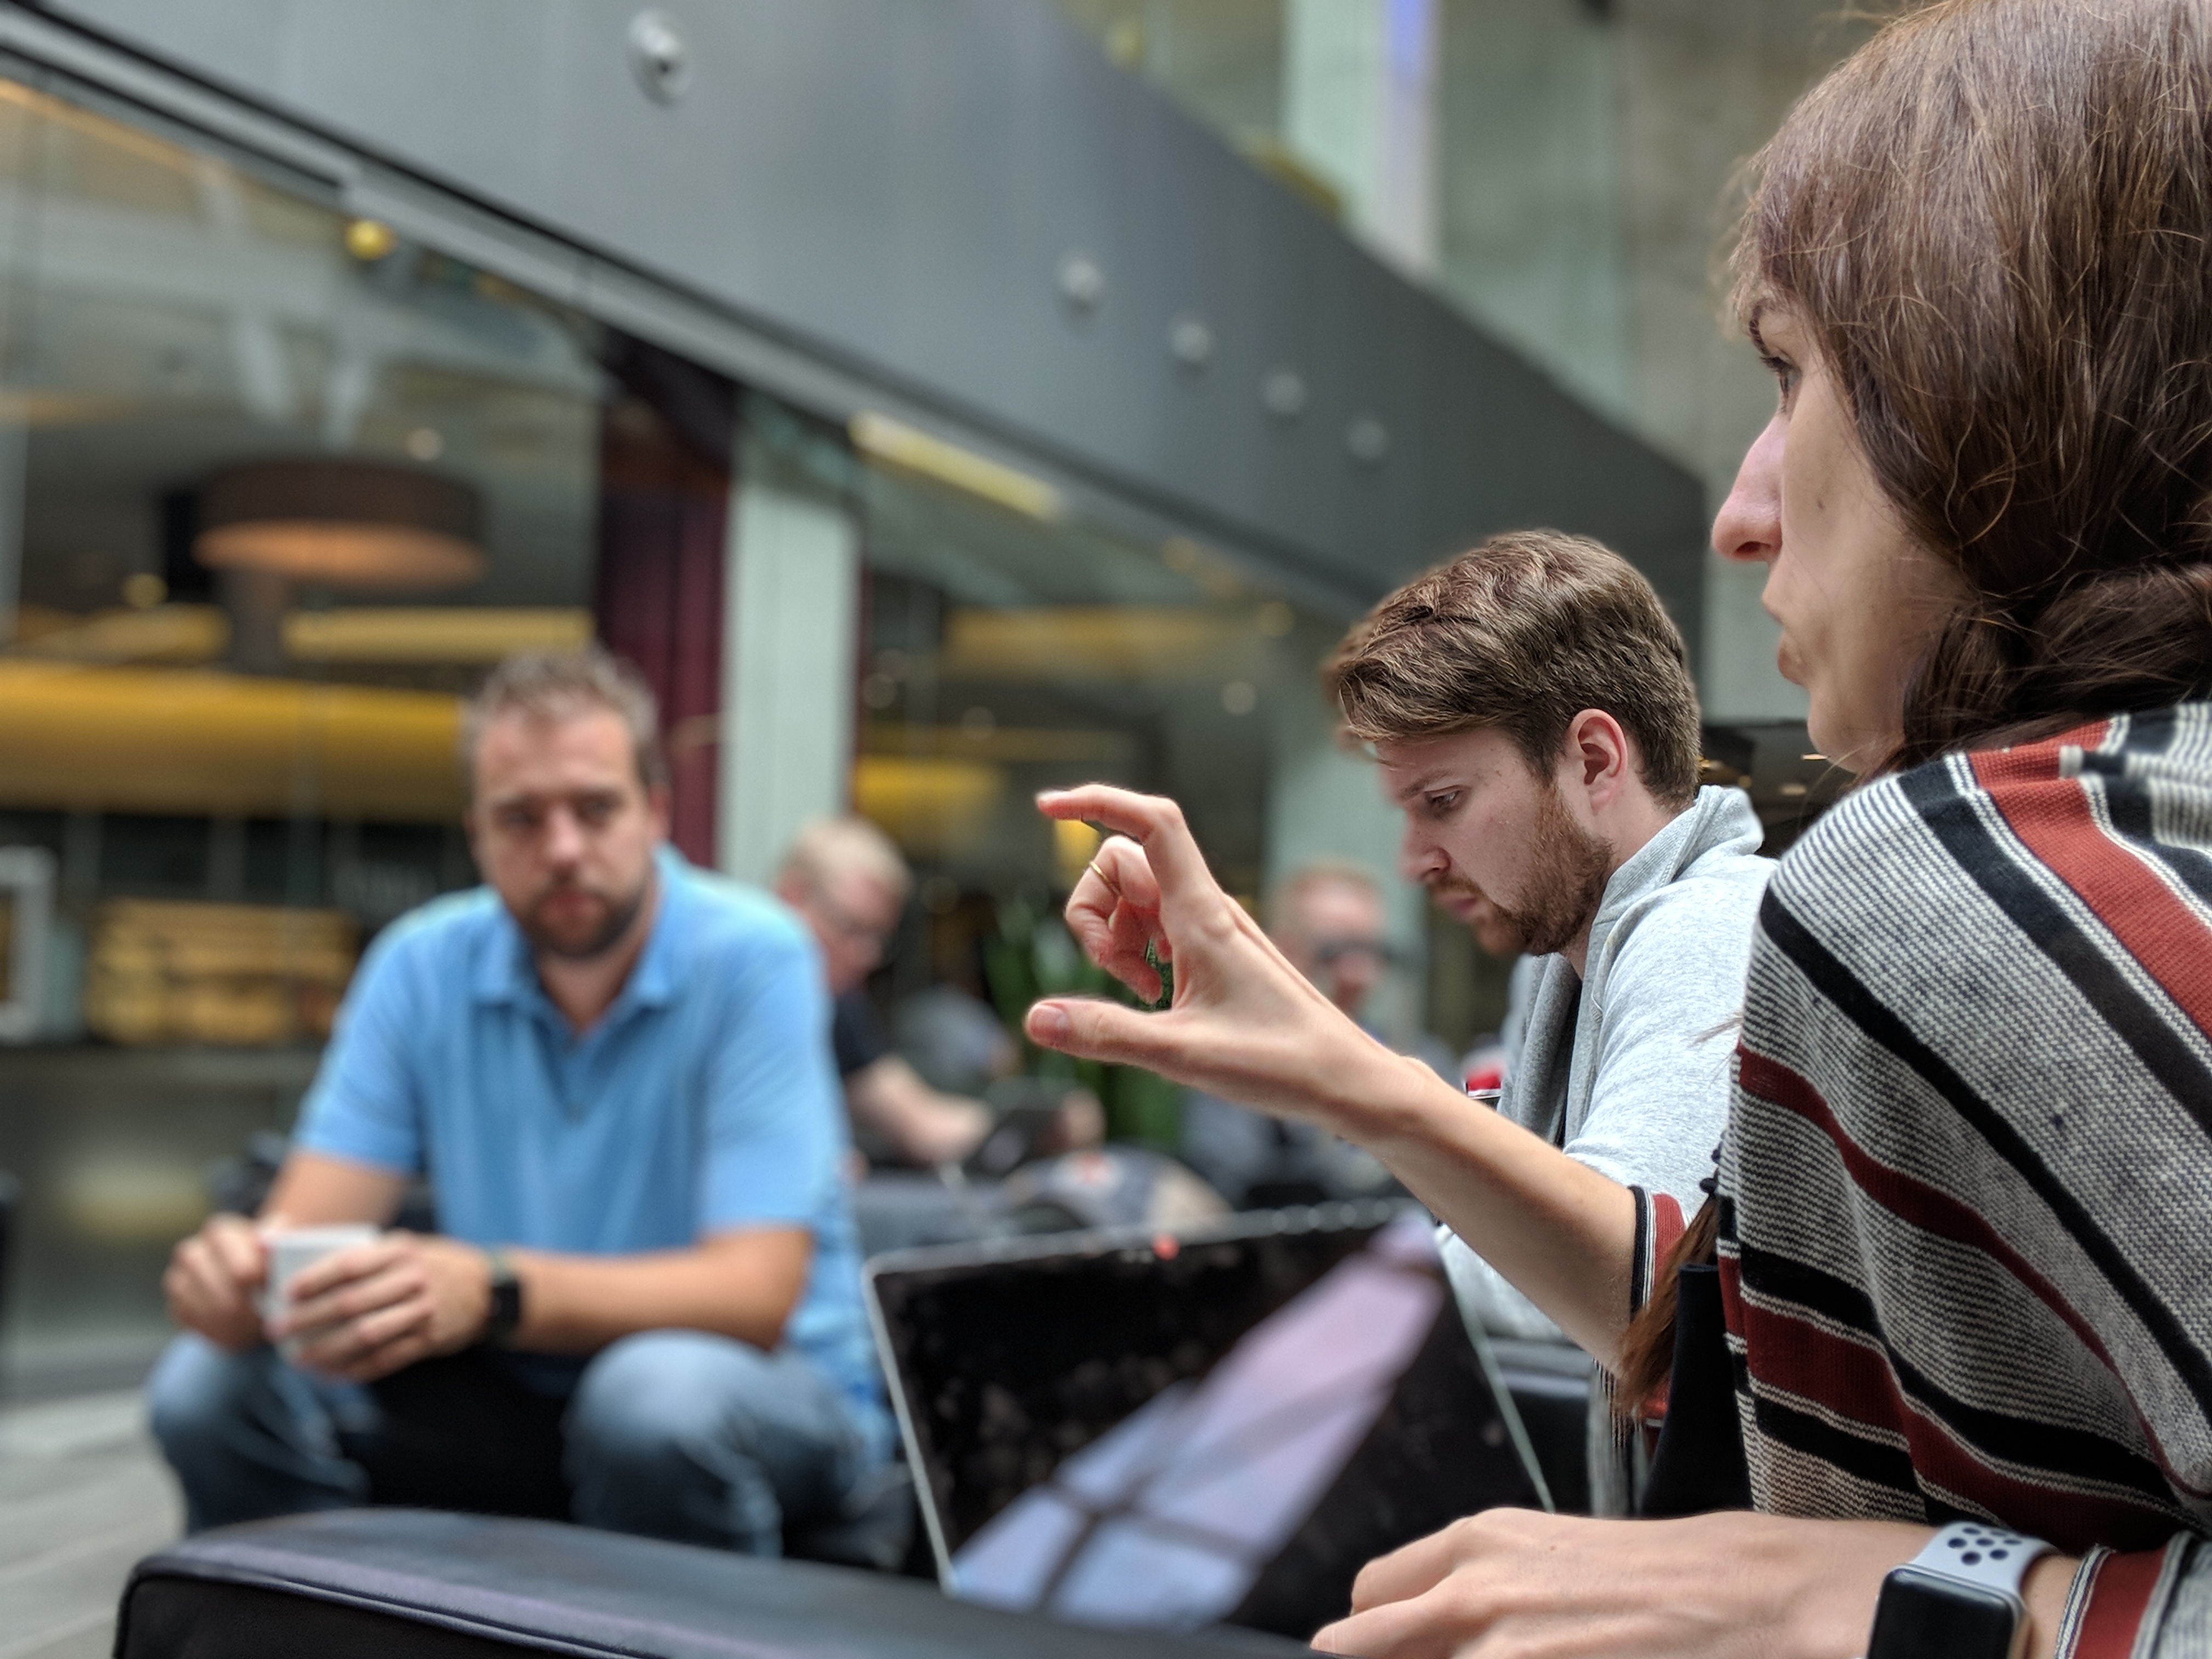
[865,1203,1536,1640]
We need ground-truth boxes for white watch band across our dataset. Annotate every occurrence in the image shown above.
[1908,1520,2055,1598]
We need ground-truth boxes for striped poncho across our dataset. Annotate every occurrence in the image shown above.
[1638,706,2212,1655]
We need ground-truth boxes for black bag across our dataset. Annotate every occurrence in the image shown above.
[1635,1262,1752,1518]
[117,1508,1307,1658]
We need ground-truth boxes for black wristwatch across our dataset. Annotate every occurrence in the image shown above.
[1866,1521,2055,1659]
[481,1246,523,1346]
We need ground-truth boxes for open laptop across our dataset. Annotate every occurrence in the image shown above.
[864,1201,1537,1640]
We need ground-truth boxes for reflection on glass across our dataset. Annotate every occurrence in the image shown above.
[0,65,1418,1378]
[0,81,723,1371]
[952,1215,1443,1629]
[847,425,1395,1149]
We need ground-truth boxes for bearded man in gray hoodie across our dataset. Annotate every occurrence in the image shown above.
[1331,533,1774,1359]
[1048,532,1769,1346]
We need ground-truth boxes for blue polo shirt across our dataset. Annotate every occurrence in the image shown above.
[292,849,879,1425]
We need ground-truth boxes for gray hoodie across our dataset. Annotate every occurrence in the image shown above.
[1440,784,1773,1341]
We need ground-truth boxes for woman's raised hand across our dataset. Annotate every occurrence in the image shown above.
[1028,785,1418,1124]
[1059,823,1172,1003]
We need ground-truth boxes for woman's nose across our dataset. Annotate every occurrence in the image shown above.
[1713,414,1785,565]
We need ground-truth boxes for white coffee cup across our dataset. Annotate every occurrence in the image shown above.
[261,1224,380,1361]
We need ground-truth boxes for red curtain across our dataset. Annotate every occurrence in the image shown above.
[592,344,737,868]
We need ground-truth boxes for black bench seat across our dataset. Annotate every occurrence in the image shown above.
[117,1508,1311,1658]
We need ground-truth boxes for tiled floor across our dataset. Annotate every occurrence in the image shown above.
[0,1391,181,1659]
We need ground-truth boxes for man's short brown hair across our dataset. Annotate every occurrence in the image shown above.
[461,646,668,797]
[1323,530,1701,808]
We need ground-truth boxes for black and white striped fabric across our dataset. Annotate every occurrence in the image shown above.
[1711,706,2212,1655]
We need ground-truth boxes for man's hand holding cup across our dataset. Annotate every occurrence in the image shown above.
[165,1213,499,1382]
[269,1229,497,1383]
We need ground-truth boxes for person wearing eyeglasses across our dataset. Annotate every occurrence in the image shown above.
[1178,860,1444,1209]
[774,816,1101,1170]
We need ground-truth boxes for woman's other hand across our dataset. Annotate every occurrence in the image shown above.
[1313,1509,2070,1659]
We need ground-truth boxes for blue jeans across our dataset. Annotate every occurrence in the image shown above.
[148,1329,891,1556]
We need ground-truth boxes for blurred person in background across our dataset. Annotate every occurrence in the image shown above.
[1180,861,1428,1207]
[892,983,1024,1099]
[150,648,890,1561]
[1281,860,1403,1020]
[775,816,1101,1169]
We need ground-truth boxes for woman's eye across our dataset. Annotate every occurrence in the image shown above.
[1760,353,1801,405]
[1428,792,1459,816]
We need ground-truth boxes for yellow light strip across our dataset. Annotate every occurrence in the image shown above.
[0,76,205,173]
[852,755,1005,857]
[0,662,463,820]
[10,606,229,664]
[942,605,1248,680]
[0,390,143,427]
[283,607,592,664]
[849,411,1063,522]
[860,722,1136,764]
[8,606,597,668]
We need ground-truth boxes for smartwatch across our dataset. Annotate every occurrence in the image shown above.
[481,1246,524,1346]
[1866,1521,2055,1659]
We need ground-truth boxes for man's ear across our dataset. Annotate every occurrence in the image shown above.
[645,783,673,843]
[1565,709,1633,806]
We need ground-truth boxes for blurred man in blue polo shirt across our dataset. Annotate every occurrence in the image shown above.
[148,648,886,1559]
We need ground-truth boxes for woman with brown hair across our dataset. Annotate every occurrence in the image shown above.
[1021,1,2212,1654]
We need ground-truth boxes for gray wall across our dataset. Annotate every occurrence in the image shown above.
[18,0,1707,634]
[1055,0,1878,719]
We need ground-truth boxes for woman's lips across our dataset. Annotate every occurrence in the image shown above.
[1775,637,1808,687]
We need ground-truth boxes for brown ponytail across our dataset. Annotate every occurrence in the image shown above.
[1611,1200,1720,1420]
[1898,563,2212,768]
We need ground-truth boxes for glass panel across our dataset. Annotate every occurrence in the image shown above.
[0,82,731,1379]
[850,440,1423,1150]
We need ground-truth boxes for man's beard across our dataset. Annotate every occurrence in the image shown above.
[1434,783,1613,958]
[515,870,653,961]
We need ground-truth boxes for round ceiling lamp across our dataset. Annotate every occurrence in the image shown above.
[195,459,486,590]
